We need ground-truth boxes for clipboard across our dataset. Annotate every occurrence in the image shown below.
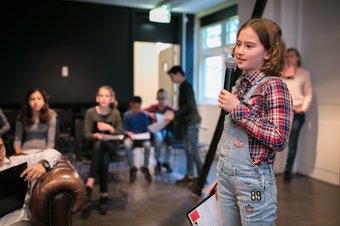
[0,162,28,217]
[186,191,219,226]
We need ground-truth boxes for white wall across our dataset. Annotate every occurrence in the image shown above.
[197,0,340,185]
[134,42,159,108]
[294,0,340,185]
[134,42,173,109]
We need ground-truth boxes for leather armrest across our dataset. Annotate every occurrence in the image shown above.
[30,156,85,226]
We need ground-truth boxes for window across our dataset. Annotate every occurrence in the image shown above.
[202,24,222,49]
[226,16,239,45]
[198,15,239,105]
[203,56,224,99]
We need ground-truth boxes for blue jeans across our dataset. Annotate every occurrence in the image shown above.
[217,115,277,226]
[217,158,277,226]
[285,113,305,172]
[124,138,151,168]
[182,123,202,176]
[153,130,170,163]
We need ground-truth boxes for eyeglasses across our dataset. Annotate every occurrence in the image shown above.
[0,144,4,150]
[157,97,166,100]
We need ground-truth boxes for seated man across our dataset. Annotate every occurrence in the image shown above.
[144,88,175,173]
[0,137,61,226]
[123,96,152,183]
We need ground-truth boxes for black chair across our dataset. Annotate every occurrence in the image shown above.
[1,109,20,156]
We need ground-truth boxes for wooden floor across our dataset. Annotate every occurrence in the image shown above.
[70,148,340,226]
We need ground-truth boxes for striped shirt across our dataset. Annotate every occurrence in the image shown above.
[230,71,293,165]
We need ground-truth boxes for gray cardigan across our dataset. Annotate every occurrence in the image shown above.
[14,110,57,152]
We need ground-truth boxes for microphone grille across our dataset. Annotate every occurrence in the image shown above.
[225,57,237,69]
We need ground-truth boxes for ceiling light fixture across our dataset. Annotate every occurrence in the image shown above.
[149,4,171,23]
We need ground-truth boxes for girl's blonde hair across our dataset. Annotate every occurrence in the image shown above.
[96,85,118,108]
[97,85,115,97]
[234,18,286,77]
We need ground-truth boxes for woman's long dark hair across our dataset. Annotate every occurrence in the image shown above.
[19,88,52,126]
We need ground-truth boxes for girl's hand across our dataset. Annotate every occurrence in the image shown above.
[218,89,240,113]
[205,180,218,200]
[97,122,115,133]
[127,132,135,140]
[20,164,46,181]
[294,107,304,113]
[92,133,103,140]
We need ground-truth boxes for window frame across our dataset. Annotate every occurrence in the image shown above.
[197,16,239,105]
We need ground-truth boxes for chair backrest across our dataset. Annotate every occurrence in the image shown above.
[74,118,84,143]
[53,108,73,134]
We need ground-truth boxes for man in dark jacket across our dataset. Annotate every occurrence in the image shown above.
[167,66,202,184]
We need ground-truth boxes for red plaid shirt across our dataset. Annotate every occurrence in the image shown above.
[230,71,293,165]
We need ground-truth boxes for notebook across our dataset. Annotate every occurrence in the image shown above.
[0,162,28,217]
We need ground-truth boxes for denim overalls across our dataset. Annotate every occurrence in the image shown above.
[217,77,277,226]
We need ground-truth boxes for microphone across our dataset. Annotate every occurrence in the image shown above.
[224,57,237,92]
[222,57,237,115]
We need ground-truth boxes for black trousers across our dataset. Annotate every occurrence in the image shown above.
[88,140,118,193]
[285,112,305,172]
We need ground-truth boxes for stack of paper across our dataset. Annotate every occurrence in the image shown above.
[148,111,171,133]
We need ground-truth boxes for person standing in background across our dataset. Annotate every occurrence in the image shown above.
[167,66,202,184]
[14,89,57,155]
[0,108,11,138]
[282,48,312,182]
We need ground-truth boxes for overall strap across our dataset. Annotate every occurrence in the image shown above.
[242,76,271,102]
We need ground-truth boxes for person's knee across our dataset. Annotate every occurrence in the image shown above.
[124,138,133,149]
[144,141,151,149]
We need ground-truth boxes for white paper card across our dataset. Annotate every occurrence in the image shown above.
[187,194,219,226]
[100,134,125,140]
[132,132,151,140]
[148,112,171,133]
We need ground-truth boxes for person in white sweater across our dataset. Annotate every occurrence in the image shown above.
[0,137,61,226]
[281,48,312,181]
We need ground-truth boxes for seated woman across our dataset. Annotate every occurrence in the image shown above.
[14,88,57,155]
[81,85,123,216]
[0,108,11,138]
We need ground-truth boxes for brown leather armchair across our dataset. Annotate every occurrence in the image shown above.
[30,155,85,226]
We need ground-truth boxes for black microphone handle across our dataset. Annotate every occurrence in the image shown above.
[221,67,235,115]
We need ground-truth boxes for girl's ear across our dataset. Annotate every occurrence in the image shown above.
[95,96,99,104]
[264,50,270,60]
